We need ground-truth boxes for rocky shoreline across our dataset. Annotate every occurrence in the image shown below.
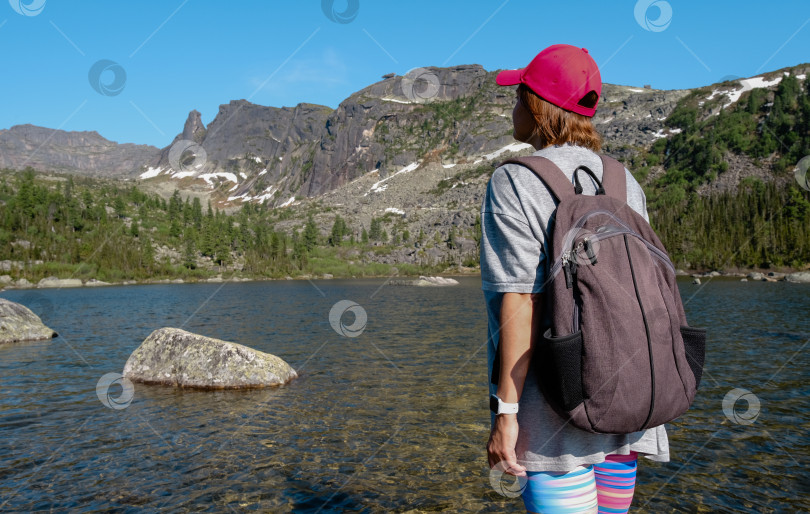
[0,271,477,290]
[1,267,809,291]
[682,269,810,283]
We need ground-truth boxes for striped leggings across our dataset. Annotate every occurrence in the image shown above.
[521,452,638,514]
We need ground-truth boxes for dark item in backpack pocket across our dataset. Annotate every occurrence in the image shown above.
[537,328,584,412]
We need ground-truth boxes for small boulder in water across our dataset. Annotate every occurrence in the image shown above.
[37,276,83,288]
[390,276,460,286]
[123,327,297,389]
[416,276,459,286]
[785,271,810,283]
[0,298,57,343]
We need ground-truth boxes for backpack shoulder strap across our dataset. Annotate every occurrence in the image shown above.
[599,154,628,203]
[499,156,575,202]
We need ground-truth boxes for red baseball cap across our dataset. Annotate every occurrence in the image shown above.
[496,44,602,117]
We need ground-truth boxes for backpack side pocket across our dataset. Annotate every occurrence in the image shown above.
[680,326,706,390]
[538,328,584,412]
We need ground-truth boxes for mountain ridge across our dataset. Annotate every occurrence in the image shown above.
[1,62,808,209]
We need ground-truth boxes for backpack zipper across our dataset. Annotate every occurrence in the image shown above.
[576,210,675,272]
[549,217,675,280]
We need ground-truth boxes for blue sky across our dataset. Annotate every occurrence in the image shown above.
[1,1,809,148]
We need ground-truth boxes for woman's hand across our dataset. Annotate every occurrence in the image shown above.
[487,413,526,476]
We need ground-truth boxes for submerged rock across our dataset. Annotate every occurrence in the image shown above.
[123,327,297,389]
[0,298,57,343]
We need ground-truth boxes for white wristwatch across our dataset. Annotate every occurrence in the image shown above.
[490,394,519,415]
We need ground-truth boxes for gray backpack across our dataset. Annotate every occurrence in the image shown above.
[499,155,706,434]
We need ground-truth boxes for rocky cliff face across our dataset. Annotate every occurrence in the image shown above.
[139,65,690,207]
[0,125,159,177]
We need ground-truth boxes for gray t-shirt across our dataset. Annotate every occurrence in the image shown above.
[480,143,670,472]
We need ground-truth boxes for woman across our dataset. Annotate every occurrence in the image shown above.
[482,44,669,513]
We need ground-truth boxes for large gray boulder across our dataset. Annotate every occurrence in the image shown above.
[123,328,297,389]
[0,298,57,343]
[785,271,810,283]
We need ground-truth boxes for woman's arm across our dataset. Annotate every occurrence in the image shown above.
[486,291,541,475]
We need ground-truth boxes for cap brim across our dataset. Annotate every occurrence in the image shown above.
[496,68,522,86]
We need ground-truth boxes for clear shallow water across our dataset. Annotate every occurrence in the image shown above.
[0,277,807,512]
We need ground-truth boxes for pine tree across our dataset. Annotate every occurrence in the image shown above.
[183,231,197,269]
[168,190,182,221]
[192,197,203,229]
[369,217,381,240]
[141,236,155,271]
[113,196,126,218]
[303,215,319,251]
[169,218,182,239]
[329,215,347,246]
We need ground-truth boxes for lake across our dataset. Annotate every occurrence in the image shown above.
[0,276,808,512]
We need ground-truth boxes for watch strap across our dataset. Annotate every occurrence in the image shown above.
[490,394,519,415]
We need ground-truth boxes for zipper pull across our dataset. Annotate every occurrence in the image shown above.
[562,255,573,289]
[584,238,598,265]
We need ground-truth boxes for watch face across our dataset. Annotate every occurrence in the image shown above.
[490,395,499,413]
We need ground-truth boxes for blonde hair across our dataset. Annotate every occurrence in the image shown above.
[517,84,602,152]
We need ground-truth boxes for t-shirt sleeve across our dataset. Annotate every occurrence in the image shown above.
[480,166,546,293]
[623,167,650,223]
